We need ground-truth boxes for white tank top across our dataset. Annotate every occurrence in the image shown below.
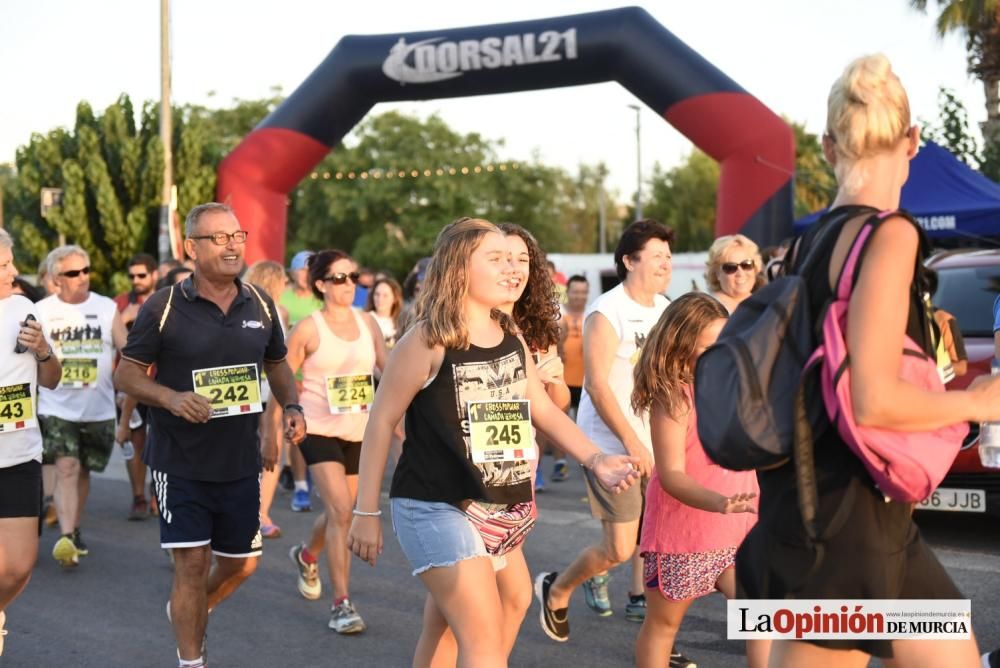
[300,309,376,441]
[37,293,117,422]
[0,296,44,467]
[576,284,668,456]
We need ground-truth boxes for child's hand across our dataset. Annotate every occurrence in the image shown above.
[719,492,757,514]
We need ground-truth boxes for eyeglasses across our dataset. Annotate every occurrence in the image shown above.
[188,230,249,245]
[60,266,91,278]
[321,272,360,285]
[128,272,148,280]
[721,260,756,275]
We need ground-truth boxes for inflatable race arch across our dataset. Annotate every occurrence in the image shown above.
[218,6,795,263]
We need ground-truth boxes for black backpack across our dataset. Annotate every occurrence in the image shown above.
[694,206,934,580]
[691,208,862,471]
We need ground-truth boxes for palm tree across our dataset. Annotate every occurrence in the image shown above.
[910,0,1000,138]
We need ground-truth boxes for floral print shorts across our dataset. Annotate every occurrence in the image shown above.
[643,546,738,601]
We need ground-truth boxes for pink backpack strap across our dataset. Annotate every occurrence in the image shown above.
[835,210,896,300]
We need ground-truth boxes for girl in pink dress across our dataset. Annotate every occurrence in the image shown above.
[630,292,769,668]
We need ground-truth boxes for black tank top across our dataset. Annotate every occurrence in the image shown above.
[758,206,932,533]
[390,331,534,506]
[796,205,932,356]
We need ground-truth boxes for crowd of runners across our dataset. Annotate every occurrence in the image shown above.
[1,53,999,668]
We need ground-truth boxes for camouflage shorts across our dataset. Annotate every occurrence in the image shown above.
[39,415,115,472]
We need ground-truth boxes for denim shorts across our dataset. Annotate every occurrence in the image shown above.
[391,497,506,576]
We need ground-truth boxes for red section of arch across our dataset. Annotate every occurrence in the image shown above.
[665,92,794,237]
[217,128,329,264]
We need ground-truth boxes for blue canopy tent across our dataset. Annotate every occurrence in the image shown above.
[794,141,1000,243]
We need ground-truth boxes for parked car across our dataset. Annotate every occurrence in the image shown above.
[920,248,1000,516]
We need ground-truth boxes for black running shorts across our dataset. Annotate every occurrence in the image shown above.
[151,470,262,558]
[0,460,43,519]
[299,434,362,474]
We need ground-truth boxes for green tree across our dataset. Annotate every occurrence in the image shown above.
[287,111,605,277]
[1,93,241,292]
[641,122,834,246]
[921,87,982,164]
[4,96,164,292]
[549,163,619,254]
[910,1,1000,137]
[789,120,837,217]
[640,150,719,252]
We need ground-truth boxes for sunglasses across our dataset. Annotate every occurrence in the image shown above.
[61,266,91,278]
[721,260,756,275]
[128,272,148,280]
[188,230,249,245]
[322,272,360,285]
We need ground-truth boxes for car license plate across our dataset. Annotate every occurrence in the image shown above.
[918,488,986,513]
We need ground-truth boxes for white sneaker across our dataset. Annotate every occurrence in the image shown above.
[0,610,7,656]
[289,544,322,600]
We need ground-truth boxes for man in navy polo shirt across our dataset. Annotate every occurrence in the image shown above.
[115,202,306,668]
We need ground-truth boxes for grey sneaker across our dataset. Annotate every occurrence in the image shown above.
[329,599,366,634]
[625,593,647,622]
[582,574,612,616]
[289,543,322,600]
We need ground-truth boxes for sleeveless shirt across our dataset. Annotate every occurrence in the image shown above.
[390,331,533,505]
[300,309,376,442]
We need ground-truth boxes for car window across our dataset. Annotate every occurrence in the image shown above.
[932,266,1000,338]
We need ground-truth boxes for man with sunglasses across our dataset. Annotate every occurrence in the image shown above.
[114,253,159,329]
[115,202,305,668]
[36,245,129,568]
[113,253,160,520]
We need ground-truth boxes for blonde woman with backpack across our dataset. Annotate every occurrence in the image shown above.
[735,55,1000,668]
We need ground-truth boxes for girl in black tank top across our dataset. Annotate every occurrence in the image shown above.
[347,218,640,665]
[737,55,1000,667]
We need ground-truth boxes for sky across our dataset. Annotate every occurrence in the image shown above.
[0,0,986,199]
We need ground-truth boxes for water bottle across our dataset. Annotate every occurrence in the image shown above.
[121,440,135,461]
[979,358,1000,468]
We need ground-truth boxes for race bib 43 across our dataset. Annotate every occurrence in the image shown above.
[0,382,35,433]
[192,364,263,419]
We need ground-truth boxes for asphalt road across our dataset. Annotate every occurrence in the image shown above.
[3,450,998,667]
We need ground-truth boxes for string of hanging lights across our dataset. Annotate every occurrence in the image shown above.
[307,162,520,181]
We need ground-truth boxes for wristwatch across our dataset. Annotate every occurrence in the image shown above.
[284,403,304,414]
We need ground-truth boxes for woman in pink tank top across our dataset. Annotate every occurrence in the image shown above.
[267,249,388,634]
[630,293,766,668]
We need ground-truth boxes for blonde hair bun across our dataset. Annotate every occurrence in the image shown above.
[826,53,910,163]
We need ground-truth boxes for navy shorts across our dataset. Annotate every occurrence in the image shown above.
[151,470,262,558]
